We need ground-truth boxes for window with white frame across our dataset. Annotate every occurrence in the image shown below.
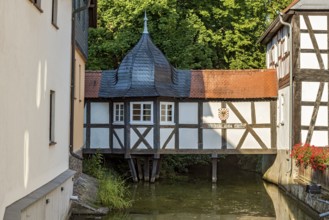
[113,103,124,123]
[130,102,153,123]
[160,102,174,124]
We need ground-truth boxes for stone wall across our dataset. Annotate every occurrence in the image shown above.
[69,150,83,180]
[263,150,329,217]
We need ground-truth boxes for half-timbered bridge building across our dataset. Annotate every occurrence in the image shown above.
[84,0,329,182]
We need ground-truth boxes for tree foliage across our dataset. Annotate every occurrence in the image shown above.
[87,0,291,70]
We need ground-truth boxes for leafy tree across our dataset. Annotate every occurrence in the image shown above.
[87,0,291,70]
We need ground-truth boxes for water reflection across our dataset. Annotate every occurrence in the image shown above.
[103,170,316,220]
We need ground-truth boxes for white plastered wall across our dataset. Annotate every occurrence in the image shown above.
[277,87,290,150]
[0,0,72,218]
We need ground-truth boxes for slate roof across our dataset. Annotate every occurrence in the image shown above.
[85,69,278,99]
[85,71,101,98]
[190,69,277,99]
[98,14,190,98]
[259,0,329,44]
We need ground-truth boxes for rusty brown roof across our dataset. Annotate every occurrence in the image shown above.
[85,70,102,98]
[189,69,277,99]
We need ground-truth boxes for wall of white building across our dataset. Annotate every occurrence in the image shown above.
[0,0,72,218]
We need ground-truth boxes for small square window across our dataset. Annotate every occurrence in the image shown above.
[113,103,124,123]
[130,102,153,124]
[160,102,174,124]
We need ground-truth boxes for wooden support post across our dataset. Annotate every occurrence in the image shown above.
[127,157,138,183]
[151,157,159,183]
[144,157,150,182]
[211,154,218,183]
[155,158,161,180]
[136,158,143,180]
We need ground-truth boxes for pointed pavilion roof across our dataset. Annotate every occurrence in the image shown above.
[99,13,191,98]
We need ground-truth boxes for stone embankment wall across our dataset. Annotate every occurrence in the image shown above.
[263,151,329,218]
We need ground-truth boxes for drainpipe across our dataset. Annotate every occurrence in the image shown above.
[70,0,91,160]
[279,13,293,174]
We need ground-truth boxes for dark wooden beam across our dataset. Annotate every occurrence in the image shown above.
[198,101,203,150]
[131,127,152,150]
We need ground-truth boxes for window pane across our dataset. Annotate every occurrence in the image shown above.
[133,104,141,110]
[167,115,172,121]
[143,115,151,121]
[143,109,151,116]
[161,116,166,121]
[161,105,166,111]
[167,105,172,111]
[133,109,141,115]
[133,115,141,121]
[144,104,151,110]
[120,115,124,121]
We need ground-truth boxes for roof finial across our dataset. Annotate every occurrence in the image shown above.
[143,11,148,34]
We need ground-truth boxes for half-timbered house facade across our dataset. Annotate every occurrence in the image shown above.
[259,0,329,148]
[84,14,278,182]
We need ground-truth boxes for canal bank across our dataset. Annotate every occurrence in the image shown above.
[263,150,329,218]
[70,154,320,219]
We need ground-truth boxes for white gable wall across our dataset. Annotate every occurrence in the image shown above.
[0,0,72,218]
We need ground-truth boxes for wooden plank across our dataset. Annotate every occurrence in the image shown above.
[136,158,143,180]
[293,13,300,73]
[131,127,152,150]
[87,124,111,128]
[293,81,302,145]
[301,101,328,106]
[154,99,160,150]
[251,102,256,125]
[198,101,203,150]
[109,101,113,151]
[156,149,277,155]
[150,158,159,183]
[279,74,290,89]
[179,124,199,128]
[211,154,218,183]
[301,126,329,131]
[175,100,179,150]
[127,158,138,183]
[295,71,329,82]
[236,130,249,150]
[221,102,227,149]
[144,157,150,182]
[300,49,329,53]
[83,148,277,155]
[227,102,268,149]
[124,101,130,152]
[300,29,328,34]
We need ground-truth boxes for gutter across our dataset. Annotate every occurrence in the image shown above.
[278,13,293,175]
[70,0,91,160]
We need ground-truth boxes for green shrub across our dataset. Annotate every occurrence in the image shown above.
[98,173,132,210]
[83,152,106,179]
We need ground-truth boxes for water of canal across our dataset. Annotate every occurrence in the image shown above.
[74,167,318,220]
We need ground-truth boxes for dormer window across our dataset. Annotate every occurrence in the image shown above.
[130,102,153,124]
